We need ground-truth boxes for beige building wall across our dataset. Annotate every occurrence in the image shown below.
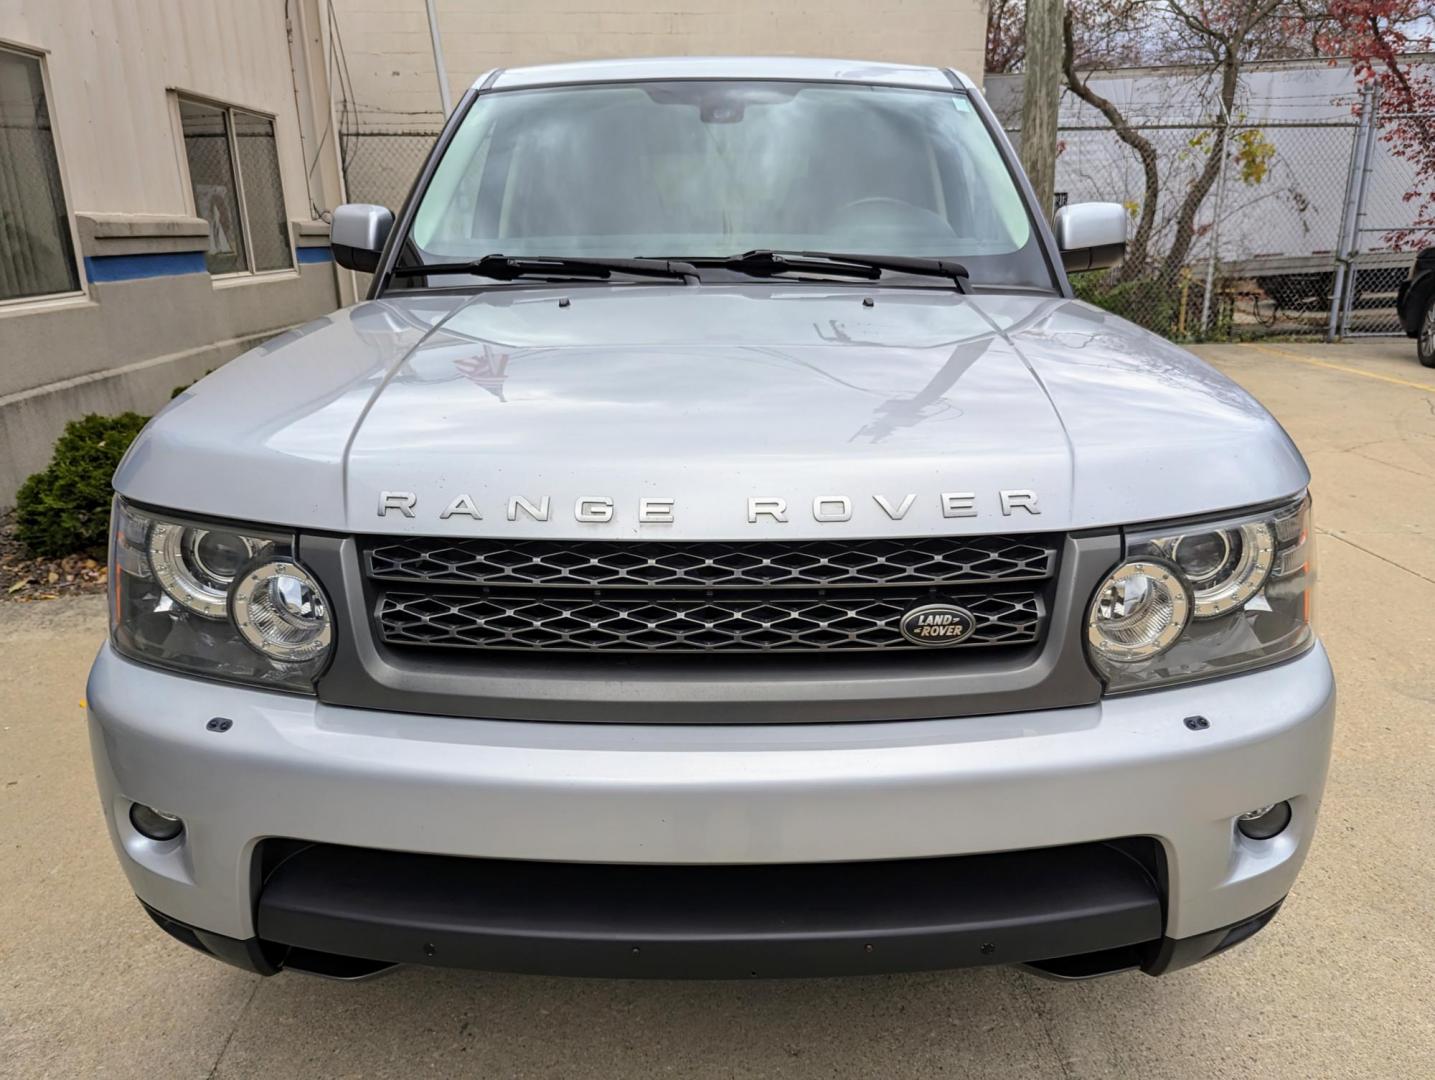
[0,1,315,221]
[0,0,347,506]
[332,0,987,125]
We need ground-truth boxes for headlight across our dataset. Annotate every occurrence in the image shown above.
[231,559,332,661]
[1088,493,1314,692]
[109,498,332,692]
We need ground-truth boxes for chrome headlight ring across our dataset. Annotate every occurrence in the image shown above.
[147,522,260,619]
[230,559,333,662]
[1158,521,1275,619]
[1087,559,1192,661]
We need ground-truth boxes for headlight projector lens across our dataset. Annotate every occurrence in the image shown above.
[148,523,256,619]
[1088,559,1192,661]
[230,560,332,662]
[189,528,252,582]
[1170,530,1232,584]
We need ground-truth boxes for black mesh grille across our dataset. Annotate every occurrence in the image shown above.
[362,534,1060,655]
[364,536,1057,589]
[376,590,1043,653]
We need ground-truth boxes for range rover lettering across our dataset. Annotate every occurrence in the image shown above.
[88,58,1333,982]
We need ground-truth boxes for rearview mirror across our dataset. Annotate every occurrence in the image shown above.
[1054,202,1127,273]
[331,203,395,273]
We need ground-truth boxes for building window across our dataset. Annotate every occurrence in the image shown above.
[177,97,292,275]
[0,45,80,303]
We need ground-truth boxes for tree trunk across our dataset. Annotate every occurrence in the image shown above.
[1061,12,1159,281]
[1019,0,1063,220]
[1158,52,1240,287]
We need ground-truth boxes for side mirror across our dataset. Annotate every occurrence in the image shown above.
[331,203,395,273]
[1054,202,1127,273]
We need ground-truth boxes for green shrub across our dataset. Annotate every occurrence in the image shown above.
[14,412,150,557]
[171,369,214,399]
[1070,272,1179,337]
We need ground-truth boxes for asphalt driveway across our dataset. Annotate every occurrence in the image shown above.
[1,340,1432,1079]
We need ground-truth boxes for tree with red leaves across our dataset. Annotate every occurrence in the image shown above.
[985,0,1026,74]
[1316,1,1435,247]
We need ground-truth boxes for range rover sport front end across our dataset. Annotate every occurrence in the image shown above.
[87,57,1334,982]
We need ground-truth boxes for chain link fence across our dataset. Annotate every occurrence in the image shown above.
[339,126,440,212]
[1043,119,1358,340]
[1008,91,1429,341]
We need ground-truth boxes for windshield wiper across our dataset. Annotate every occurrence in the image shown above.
[678,249,970,291]
[389,254,698,283]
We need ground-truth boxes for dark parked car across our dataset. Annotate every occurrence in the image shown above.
[1396,247,1435,367]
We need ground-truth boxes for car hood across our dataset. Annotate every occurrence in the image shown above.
[116,286,1308,539]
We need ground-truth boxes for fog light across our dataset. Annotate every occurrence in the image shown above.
[1236,801,1292,840]
[130,803,184,841]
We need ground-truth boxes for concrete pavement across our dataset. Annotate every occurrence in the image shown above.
[1,340,1432,1079]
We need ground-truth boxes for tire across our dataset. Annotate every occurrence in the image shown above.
[1421,298,1435,368]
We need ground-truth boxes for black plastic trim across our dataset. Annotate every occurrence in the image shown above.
[332,242,380,274]
[1061,242,1128,274]
[136,882,1282,981]
[254,841,1163,980]
[141,901,280,976]
[1140,899,1285,975]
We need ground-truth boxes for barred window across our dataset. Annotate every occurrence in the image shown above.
[178,97,292,275]
[0,45,80,303]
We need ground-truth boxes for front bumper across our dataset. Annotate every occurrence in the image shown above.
[87,642,1335,978]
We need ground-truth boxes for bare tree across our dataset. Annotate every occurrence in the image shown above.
[989,0,1365,288]
[1061,2,1163,279]
[1151,1,1291,285]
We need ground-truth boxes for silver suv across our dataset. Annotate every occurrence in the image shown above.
[89,58,1332,982]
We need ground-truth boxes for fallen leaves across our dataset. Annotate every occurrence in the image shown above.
[0,510,109,603]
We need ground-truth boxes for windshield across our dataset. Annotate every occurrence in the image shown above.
[407,81,1053,289]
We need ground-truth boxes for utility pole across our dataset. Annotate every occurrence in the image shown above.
[1328,84,1376,342]
[424,0,453,116]
[1199,100,1233,335]
[1019,0,1063,220]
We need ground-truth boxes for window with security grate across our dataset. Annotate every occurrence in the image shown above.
[0,45,80,303]
[177,96,292,276]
